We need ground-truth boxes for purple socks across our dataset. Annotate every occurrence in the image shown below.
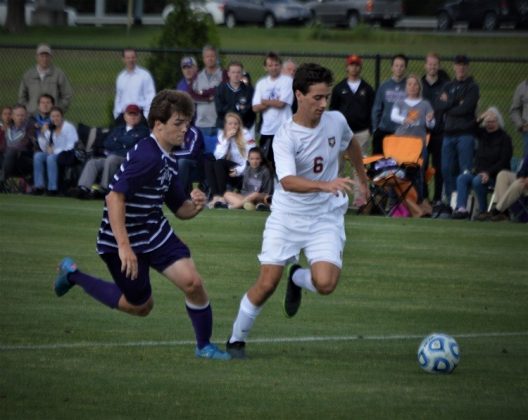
[69,271,122,309]
[186,304,213,349]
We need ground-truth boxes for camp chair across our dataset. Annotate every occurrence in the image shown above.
[361,135,424,217]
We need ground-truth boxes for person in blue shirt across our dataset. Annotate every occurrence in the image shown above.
[54,90,231,361]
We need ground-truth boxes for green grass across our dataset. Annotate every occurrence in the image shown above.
[0,194,527,419]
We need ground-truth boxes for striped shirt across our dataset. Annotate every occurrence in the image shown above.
[96,135,187,254]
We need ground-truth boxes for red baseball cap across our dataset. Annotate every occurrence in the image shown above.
[125,104,141,114]
[346,54,362,65]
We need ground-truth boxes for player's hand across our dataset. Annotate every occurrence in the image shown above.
[326,177,354,196]
[190,188,207,211]
[119,244,138,280]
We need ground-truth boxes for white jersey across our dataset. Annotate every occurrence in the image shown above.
[252,74,293,135]
[272,111,353,216]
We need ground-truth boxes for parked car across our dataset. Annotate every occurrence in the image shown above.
[162,0,225,25]
[223,0,311,29]
[306,0,403,29]
[436,0,528,31]
[0,0,77,26]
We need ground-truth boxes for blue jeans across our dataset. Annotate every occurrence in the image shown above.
[441,134,475,201]
[177,158,201,193]
[33,151,59,191]
[199,127,218,155]
[455,172,490,212]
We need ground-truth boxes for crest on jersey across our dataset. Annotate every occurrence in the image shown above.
[328,136,336,147]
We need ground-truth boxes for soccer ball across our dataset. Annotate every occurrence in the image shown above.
[417,333,460,374]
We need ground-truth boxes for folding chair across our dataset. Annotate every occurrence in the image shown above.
[361,135,424,217]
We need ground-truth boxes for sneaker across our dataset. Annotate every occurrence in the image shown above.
[284,264,302,318]
[214,201,228,209]
[195,343,232,360]
[226,339,246,359]
[452,209,469,220]
[475,211,491,222]
[243,202,256,211]
[256,203,270,212]
[491,212,509,222]
[54,257,78,297]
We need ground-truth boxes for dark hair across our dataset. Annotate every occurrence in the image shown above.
[50,106,64,116]
[293,63,333,95]
[248,146,264,160]
[392,53,409,67]
[147,89,194,129]
[263,51,281,66]
[38,93,55,105]
[227,60,244,71]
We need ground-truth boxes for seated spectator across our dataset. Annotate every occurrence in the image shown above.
[33,106,78,195]
[173,124,204,194]
[0,105,13,157]
[452,107,513,220]
[29,93,54,139]
[0,104,34,188]
[490,155,528,221]
[204,112,255,207]
[221,147,273,210]
[72,104,149,199]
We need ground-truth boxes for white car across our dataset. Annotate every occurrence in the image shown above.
[162,0,225,25]
[0,0,77,26]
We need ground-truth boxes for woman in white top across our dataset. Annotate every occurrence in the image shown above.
[204,112,255,206]
[33,106,78,194]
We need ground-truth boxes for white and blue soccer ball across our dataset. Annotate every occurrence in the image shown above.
[417,332,460,374]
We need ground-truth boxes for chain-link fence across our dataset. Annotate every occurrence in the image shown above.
[1,45,527,153]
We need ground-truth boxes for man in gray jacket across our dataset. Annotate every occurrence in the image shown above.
[510,79,528,158]
[18,44,73,115]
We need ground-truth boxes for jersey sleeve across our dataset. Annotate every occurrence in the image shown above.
[273,125,297,181]
[335,112,353,152]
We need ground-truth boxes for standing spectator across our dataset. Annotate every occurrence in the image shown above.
[330,54,374,207]
[371,54,408,155]
[252,52,294,167]
[113,48,156,123]
[510,79,528,157]
[18,44,73,115]
[0,104,34,187]
[176,56,198,94]
[73,104,150,199]
[421,52,450,205]
[190,45,225,154]
[29,93,54,139]
[173,125,205,194]
[33,106,78,195]
[281,58,297,78]
[214,61,256,135]
[452,107,512,220]
[438,55,480,211]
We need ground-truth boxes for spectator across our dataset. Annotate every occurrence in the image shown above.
[214,61,256,136]
[72,104,149,199]
[223,147,273,210]
[371,54,408,155]
[421,52,450,205]
[175,56,198,94]
[113,48,156,123]
[18,44,73,115]
[0,106,13,158]
[438,55,480,213]
[252,52,294,167]
[452,107,512,220]
[281,58,297,78]
[510,79,528,158]
[204,112,255,207]
[490,155,528,221]
[29,93,54,139]
[330,54,374,208]
[173,125,205,194]
[33,106,78,195]
[0,104,34,187]
[190,45,225,155]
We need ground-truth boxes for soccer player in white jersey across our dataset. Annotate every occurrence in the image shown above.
[226,63,369,359]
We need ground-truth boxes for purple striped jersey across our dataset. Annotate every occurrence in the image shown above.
[96,135,187,254]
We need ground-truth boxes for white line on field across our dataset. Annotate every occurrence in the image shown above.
[1,331,527,352]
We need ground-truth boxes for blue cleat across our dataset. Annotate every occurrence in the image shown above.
[54,257,78,297]
[195,343,232,361]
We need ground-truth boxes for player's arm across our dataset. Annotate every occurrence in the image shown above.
[174,188,207,220]
[106,191,138,280]
[346,136,369,198]
[281,175,353,195]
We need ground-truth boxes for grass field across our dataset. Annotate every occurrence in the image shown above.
[0,194,527,419]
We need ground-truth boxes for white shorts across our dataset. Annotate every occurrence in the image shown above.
[258,209,346,268]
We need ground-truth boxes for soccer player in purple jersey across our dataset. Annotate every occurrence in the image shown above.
[54,89,231,360]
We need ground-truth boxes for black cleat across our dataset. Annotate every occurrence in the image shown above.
[284,264,302,318]
[226,338,246,359]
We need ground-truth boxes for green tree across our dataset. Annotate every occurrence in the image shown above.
[147,0,220,90]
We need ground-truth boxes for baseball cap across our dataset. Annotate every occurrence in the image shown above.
[181,56,197,68]
[36,44,52,55]
[454,55,469,65]
[346,54,362,65]
[125,104,141,114]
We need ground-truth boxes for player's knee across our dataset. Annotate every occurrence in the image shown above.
[180,273,204,296]
[313,278,337,295]
[131,299,154,317]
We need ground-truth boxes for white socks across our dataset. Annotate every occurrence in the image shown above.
[292,267,317,292]
[229,293,262,343]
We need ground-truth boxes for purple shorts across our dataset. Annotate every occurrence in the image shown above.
[99,234,191,306]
